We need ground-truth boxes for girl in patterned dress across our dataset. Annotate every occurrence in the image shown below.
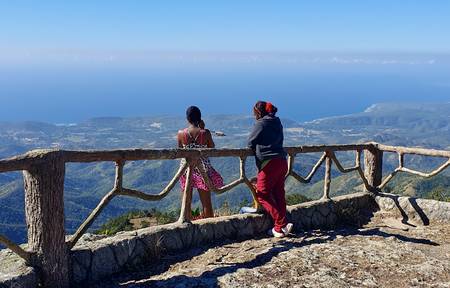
[177,106,224,219]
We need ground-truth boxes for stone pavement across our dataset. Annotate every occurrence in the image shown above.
[92,213,450,288]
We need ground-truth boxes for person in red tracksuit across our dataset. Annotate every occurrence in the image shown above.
[248,101,293,238]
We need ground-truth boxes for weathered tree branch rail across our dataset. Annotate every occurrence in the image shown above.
[0,144,374,172]
[0,142,449,287]
[376,145,450,189]
[374,143,450,158]
[0,234,30,263]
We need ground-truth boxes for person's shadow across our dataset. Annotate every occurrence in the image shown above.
[105,227,439,288]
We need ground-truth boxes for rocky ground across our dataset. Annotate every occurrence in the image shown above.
[92,212,450,288]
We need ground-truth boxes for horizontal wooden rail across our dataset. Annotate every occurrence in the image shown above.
[3,143,450,172]
[0,144,376,171]
[375,143,450,158]
[62,144,374,163]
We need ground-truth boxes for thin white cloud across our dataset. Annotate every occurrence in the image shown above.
[0,48,440,66]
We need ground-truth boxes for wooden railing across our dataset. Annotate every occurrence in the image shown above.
[374,143,450,189]
[0,142,449,287]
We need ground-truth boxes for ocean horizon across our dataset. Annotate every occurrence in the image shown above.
[1,52,450,123]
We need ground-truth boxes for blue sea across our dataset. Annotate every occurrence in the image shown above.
[1,53,449,123]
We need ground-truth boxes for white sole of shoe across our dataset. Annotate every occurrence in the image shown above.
[282,223,293,235]
[271,228,285,238]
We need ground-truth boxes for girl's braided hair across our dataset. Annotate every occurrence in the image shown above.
[253,101,278,118]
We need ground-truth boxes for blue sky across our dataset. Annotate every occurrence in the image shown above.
[1,1,450,55]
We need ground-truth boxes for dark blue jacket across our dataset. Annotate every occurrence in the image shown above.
[247,115,287,170]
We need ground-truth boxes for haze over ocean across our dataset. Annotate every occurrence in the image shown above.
[1,53,450,123]
[1,2,450,122]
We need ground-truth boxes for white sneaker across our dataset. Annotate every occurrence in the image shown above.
[268,228,285,238]
[281,223,293,235]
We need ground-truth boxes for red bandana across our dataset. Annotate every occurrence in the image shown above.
[265,102,274,113]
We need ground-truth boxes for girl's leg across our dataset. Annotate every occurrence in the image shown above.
[272,159,288,230]
[257,159,289,232]
[256,164,285,232]
[198,189,214,218]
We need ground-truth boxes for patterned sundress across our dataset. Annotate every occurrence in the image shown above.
[179,128,224,191]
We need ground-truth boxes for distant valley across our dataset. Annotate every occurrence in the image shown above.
[0,102,449,243]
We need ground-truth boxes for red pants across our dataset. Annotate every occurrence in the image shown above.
[256,158,288,233]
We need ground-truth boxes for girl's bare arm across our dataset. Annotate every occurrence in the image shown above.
[206,130,215,148]
[177,131,184,148]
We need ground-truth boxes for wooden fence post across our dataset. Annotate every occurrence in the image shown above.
[364,146,383,192]
[23,151,69,287]
[322,154,331,200]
